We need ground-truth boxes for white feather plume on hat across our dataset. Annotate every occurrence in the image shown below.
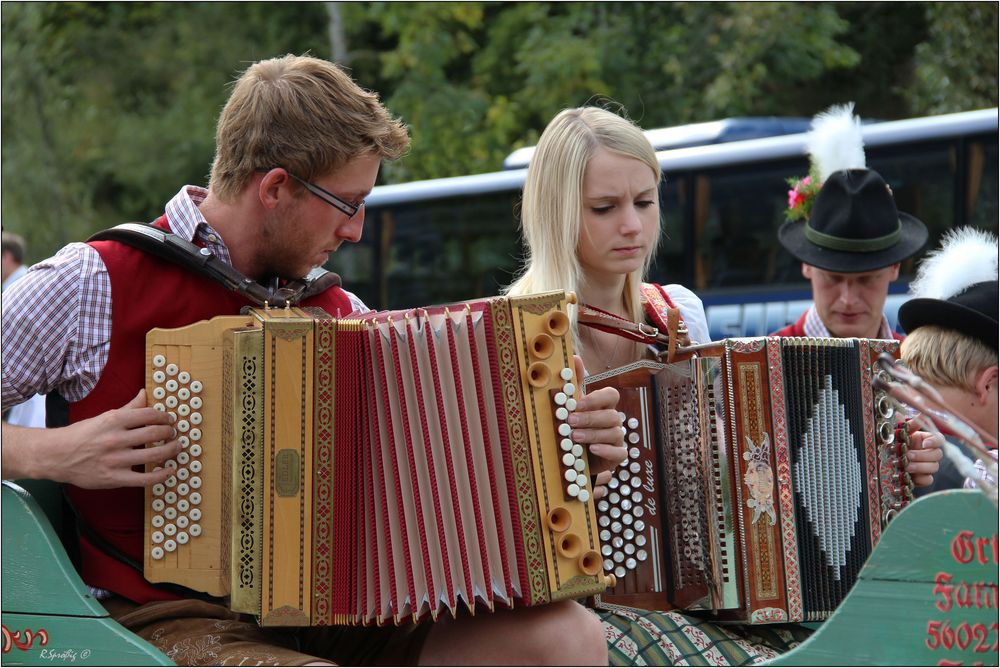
[908,227,999,300]
[807,102,866,181]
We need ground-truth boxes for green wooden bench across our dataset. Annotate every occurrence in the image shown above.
[1,480,172,666]
[767,489,999,666]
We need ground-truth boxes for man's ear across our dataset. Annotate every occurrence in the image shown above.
[801,263,813,280]
[258,168,291,210]
[974,365,999,405]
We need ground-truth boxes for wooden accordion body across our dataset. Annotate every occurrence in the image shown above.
[585,336,913,624]
[143,291,610,626]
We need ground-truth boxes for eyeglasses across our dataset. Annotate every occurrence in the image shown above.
[259,167,364,219]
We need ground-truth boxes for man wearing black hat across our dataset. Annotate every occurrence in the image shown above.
[774,168,929,340]
[897,227,998,492]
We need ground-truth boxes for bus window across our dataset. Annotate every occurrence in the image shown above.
[967,136,999,233]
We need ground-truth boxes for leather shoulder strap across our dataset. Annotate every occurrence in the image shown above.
[87,223,341,307]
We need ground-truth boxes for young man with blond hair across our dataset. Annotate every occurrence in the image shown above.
[1,54,621,665]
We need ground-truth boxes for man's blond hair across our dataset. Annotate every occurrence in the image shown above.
[209,54,409,200]
[901,325,998,391]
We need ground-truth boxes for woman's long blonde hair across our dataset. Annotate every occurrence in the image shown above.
[505,107,661,328]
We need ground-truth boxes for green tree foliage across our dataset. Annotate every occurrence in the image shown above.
[2,1,996,261]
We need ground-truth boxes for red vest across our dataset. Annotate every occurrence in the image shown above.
[771,310,905,341]
[66,216,353,604]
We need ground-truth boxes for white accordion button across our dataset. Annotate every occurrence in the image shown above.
[178,372,191,384]
[578,489,590,502]
[573,459,586,472]
[151,515,164,528]
[177,499,190,512]
[177,515,189,529]
[633,506,645,518]
[153,403,165,412]
[189,431,202,444]
[153,355,166,368]
[629,447,640,459]
[613,552,624,564]
[166,364,178,376]
[567,483,580,497]
[625,543,636,556]
[628,432,640,444]
[618,411,626,423]
[609,492,620,504]
[178,388,191,401]
[190,397,202,409]
[564,469,577,482]
[563,383,575,396]
[164,491,177,504]
[636,535,647,548]
[618,469,630,481]
[558,423,572,437]
[152,387,166,400]
[611,521,623,533]
[631,490,643,503]
[177,452,190,465]
[604,559,614,572]
[190,412,202,425]
[561,438,573,452]
[622,513,633,526]
[600,529,611,541]
[152,484,165,497]
[597,500,610,512]
[610,507,622,520]
[621,426,627,436]
[177,482,189,496]
[164,459,177,470]
[189,507,202,521]
[176,532,189,545]
[189,494,202,507]
[562,453,575,467]
[164,539,177,553]
[153,371,166,384]
[565,398,577,411]
[626,557,637,570]
[620,484,631,496]
[165,396,178,409]
[555,407,569,421]
[151,531,164,544]
[189,524,202,537]
[189,476,202,489]
[629,462,641,474]
[179,436,190,448]
[627,417,639,430]
[602,545,613,557]
[576,474,588,487]
[554,392,567,406]
[165,380,178,392]
[560,367,573,381]
[190,460,202,473]
[165,476,176,488]
[190,380,203,393]
[151,547,165,560]
[152,499,165,512]
[164,507,177,520]
[621,499,633,512]
[612,536,624,549]
[598,515,610,528]
[164,523,177,536]
[177,404,190,417]
[637,549,648,562]
[176,468,189,481]
[571,444,584,458]
[176,420,189,433]
[634,520,646,532]
[608,478,619,490]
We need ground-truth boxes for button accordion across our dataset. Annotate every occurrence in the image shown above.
[142,291,612,626]
[584,337,913,624]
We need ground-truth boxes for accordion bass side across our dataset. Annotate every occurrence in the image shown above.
[142,291,611,626]
[584,337,913,624]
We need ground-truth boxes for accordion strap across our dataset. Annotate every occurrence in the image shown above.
[87,223,342,308]
[577,302,691,362]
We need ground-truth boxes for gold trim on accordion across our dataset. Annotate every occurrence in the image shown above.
[585,336,912,624]
[143,291,610,625]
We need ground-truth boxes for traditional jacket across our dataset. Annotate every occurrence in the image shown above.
[66,215,354,604]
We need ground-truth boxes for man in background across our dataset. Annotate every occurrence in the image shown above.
[2,231,46,428]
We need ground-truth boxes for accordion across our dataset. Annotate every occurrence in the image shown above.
[142,291,611,626]
[584,336,913,624]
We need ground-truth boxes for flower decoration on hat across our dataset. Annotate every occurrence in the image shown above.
[785,103,866,222]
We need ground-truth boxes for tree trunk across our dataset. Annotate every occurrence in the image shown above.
[326,2,349,65]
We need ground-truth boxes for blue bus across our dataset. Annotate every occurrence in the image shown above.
[328,108,998,340]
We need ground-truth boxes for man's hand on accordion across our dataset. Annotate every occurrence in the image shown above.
[1,389,182,489]
[905,428,944,488]
[568,355,627,499]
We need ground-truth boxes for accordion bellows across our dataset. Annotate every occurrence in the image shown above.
[143,291,610,626]
[585,337,912,624]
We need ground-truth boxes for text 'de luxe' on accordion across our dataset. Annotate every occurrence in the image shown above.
[143,291,613,626]
[584,336,914,624]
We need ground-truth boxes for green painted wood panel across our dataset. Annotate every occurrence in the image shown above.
[1,613,172,666]
[768,490,999,666]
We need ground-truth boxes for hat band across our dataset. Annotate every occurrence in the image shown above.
[804,221,902,252]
